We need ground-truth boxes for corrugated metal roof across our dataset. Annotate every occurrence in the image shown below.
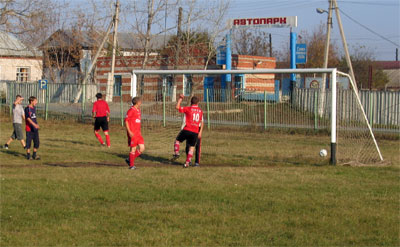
[384,69,400,89]
[0,31,42,57]
[374,61,400,70]
[41,30,102,49]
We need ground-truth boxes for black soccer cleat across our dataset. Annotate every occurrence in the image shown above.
[172,154,180,161]
[32,156,41,160]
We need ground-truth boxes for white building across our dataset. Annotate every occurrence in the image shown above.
[0,31,43,82]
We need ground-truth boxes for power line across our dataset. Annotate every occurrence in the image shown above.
[337,0,399,6]
[339,9,399,47]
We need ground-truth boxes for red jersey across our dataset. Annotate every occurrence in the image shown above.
[179,105,203,134]
[92,100,110,117]
[125,106,141,134]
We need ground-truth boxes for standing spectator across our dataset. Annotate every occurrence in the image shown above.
[3,95,26,149]
[25,96,40,160]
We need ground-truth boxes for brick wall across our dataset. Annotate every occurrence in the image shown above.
[95,54,276,102]
[232,55,276,93]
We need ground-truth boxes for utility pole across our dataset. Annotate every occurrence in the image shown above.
[319,0,333,116]
[172,7,182,102]
[73,20,114,103]
[333,0,357,91]
[106,0,120,102]
[269,33,272,57]
[163,1,168,48]
[396,48,398,61]
[175,7,182,70]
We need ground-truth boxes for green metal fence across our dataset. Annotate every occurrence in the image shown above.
[1,81,399,134]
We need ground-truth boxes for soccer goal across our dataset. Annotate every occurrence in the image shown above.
[131,68,384,166]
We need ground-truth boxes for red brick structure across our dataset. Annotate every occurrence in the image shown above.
[232,55,276,93]
[95,54,276,102]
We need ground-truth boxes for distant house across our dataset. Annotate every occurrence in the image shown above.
[40,29,101,84]
[374,61,400,90]
[0,31,43,82]
[40,30,170,84]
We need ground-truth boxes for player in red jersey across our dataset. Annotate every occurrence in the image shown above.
[125,97,145,170]
[92,93,111,147]
[184,119,202,167]
[173,94,204,168]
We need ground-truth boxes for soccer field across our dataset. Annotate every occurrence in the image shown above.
[0,114,399,246]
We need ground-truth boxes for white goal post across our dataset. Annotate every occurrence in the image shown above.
[131,68,383,165]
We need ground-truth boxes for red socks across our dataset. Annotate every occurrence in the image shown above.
[134,149,141,158]
[174,141,180,154]
[95,132,104,144]
[105,133,111,147]
[95,132,110,147]
[129,152,135,167]
[129,149,142,167]
[186,150,193,163]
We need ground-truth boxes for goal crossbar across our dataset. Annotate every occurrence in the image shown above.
[132,68,336,75]
[131,68,383,165]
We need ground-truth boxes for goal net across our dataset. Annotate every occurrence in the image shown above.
[130,68,384,166]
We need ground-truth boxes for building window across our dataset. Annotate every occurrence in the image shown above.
[234,74,245,90]
[183,74,193,96]
[164,75,174,97]
[113,75,122,96]
[16,67,30,82]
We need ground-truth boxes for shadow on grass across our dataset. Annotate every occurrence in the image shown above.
[0,149,26,158]
[46,139,86,145]
[139,154,182,166]
[43,162,124,168]
[110,152,182,166]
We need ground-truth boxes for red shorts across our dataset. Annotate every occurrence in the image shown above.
[127,133,144,147]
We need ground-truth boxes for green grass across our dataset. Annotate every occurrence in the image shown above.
[0,114,399,246]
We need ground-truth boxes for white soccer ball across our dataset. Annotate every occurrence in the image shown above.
[319,149,328,157]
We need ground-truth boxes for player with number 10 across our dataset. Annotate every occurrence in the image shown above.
[173,94,204,168]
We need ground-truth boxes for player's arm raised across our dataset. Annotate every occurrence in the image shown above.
[176,94,184,110]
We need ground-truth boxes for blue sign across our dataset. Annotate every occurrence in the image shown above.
[38,79,48,90]
[216,45,226,65]
[296,43,307,64]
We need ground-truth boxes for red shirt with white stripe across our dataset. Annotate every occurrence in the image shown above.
[92,100,110,117]
[179,105,203,134]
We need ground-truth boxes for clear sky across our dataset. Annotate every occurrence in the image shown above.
[227,0,400,61]
[65,0,400,61]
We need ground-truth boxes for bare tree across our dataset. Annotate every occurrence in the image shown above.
[233,29,270,57]
[126,0,172,95]
[276,23,340,68]
[0,0,52,35]
[339,44,388,89]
